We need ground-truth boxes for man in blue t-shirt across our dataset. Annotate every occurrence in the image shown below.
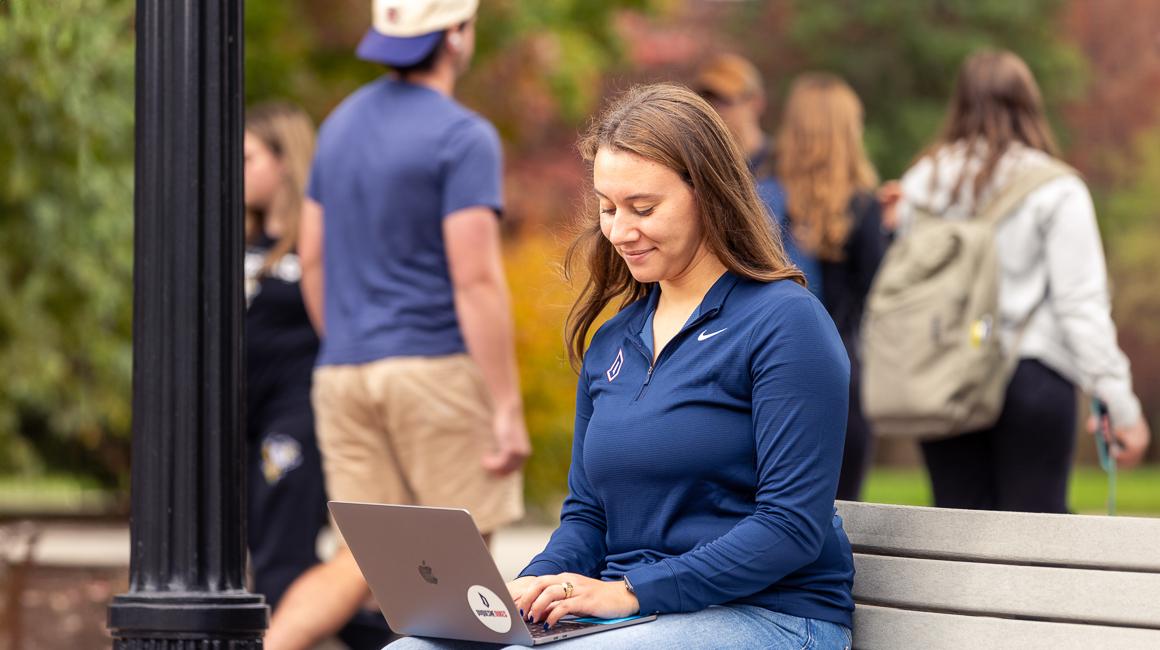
[265,1,529,648]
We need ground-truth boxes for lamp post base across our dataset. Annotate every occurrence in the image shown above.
[108,592,267,647]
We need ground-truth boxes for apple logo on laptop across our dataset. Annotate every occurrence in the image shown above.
[418,560,438,585]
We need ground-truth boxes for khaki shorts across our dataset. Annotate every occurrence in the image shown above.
[313,354,524,536]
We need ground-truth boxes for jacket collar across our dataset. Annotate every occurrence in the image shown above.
[626,270,741,334]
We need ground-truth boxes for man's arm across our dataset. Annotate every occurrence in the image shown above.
[263,547,368,650]
[443,207,530,475]
[299,198,325,336]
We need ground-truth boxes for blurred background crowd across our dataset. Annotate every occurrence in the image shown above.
[2,0,1159,522]
[4,1,1160,647]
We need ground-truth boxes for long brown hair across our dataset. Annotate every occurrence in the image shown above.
[925,49,1060,206]
[245,102,315,275]
[564,83,804,369]
[775,73,878,261]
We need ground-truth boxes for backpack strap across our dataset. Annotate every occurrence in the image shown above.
[978,157,1077,362]
[977,158,1078,225]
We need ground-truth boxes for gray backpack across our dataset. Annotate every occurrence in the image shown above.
[860,160,1075,439]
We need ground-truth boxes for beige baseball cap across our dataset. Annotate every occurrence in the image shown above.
[357,0,478,66]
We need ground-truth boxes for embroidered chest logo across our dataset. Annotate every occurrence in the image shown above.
[606,348,624,382]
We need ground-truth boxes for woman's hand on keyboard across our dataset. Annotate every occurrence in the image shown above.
[511,573,639,629]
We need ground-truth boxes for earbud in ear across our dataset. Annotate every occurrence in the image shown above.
[447,31,463,49]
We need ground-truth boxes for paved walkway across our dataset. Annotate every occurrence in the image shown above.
[1,521,554,581]
[1,520,553,650]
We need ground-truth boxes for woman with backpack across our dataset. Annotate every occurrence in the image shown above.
[774,73,890,501]
[880,50,1150,513]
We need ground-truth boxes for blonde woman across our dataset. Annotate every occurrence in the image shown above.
[243,101,324,609]
[243,102,392,648]
[886,50,1150,512]
[775,74,889,501]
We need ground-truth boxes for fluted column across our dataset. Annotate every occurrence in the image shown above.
[107,0,268,646]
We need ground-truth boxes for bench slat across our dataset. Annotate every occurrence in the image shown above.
[853,604,1160,650]
[837,501,1160,572]
[852,554,1160,628]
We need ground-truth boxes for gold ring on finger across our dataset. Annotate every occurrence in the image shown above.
[561,581,574,599]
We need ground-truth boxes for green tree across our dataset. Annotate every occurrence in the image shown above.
[244,0,662,148]
[0,0,135,483]
[734,0,1087,179]
[0,0,665,496]
[1100,127,1160,348]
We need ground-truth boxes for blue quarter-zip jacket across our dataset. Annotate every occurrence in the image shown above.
[520,272,855,627]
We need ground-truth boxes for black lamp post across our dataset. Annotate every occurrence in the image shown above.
[107,0,268,646]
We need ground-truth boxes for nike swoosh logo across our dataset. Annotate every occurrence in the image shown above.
[698,328,727,341]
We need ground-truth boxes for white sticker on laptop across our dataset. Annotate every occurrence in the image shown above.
[466,585,512,633]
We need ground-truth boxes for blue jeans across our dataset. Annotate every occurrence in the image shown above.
[386,605,852,649]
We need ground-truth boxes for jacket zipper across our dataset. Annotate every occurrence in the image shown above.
[632,307,720,401]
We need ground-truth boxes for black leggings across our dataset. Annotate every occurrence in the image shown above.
[836,357,872,501]
[919,359,1077,513]
[247,401,395,649]
[248,404,328,609]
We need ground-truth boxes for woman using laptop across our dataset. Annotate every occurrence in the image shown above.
[393,83,854,648]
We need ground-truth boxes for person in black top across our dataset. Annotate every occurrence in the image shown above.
[243,102,392,649]
[773,74,889,501]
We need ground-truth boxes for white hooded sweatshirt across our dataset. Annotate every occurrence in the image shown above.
[897,142,1142,428]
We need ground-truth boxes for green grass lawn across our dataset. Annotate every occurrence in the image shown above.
[1,466,1156,519]
[0,474,120,515]
[864,465,1160,516]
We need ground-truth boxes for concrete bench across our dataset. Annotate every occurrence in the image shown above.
[836,501,1160,649]
[435,509,1160,648]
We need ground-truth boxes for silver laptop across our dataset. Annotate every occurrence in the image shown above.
[329,501,656,646]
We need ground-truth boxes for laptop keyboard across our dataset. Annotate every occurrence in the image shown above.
[528,619,597,638]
